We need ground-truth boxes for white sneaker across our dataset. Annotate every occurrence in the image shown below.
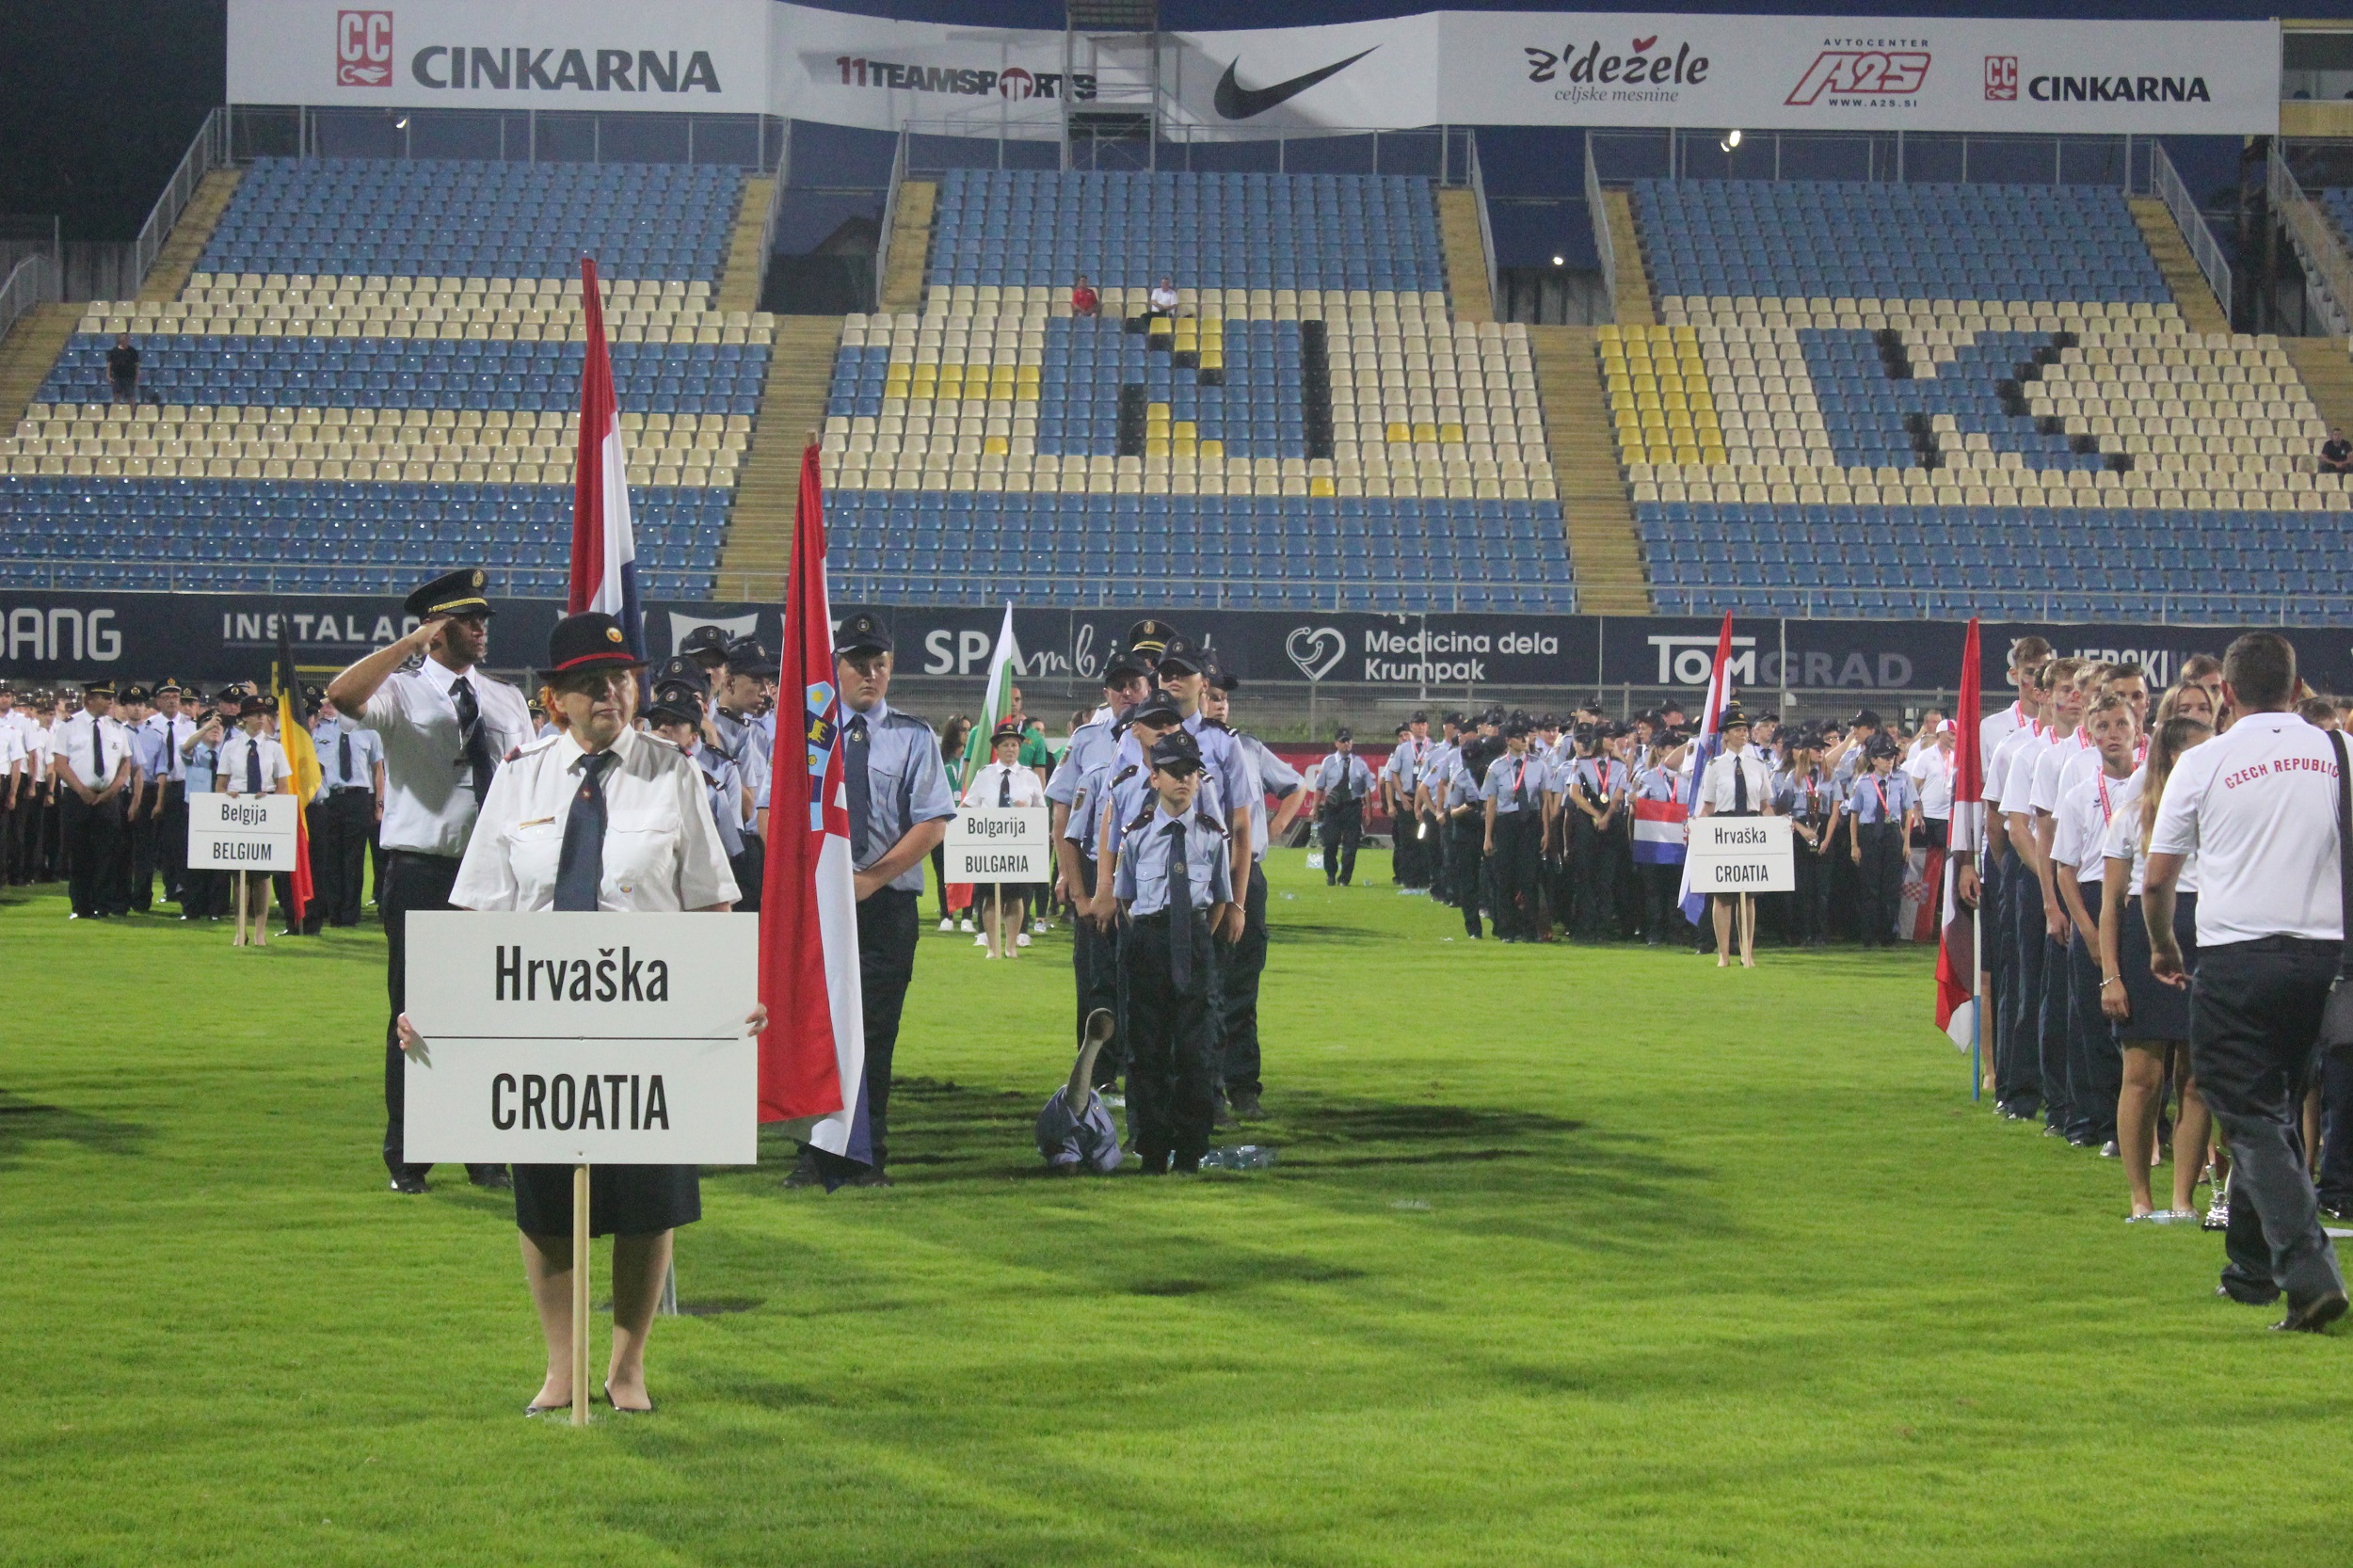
[974,933,989,947]
[1016,932,1032,948]
[959,918,975,933]
[938,918,954,932]
[1032,919,1048,935]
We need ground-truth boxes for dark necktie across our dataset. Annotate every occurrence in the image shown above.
[1732,755,1748,814]
[998,767,1012,808]
[554,752,616,911]
[449,675,494,803]
[1332,760,1352,805]
[245,737,262,794]
[845,713,872,859]
[91,720,104,786]
[338,729,353,787]
[1164,819,1194,989]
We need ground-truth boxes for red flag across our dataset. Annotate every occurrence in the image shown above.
[1935,617,1983,1030]
[756,445,869,1161]
[566,257,643,656]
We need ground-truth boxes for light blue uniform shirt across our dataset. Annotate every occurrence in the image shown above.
[1846,769,1917,824]
[184,734,220,795]
[712,709,772,815]
[311,719,383,791]
[140,712,192,784]
[1387,736,1436,798]
[1113,801,1235,916]
[1233,731,1301,864]
[681,738,745,858]
[1310,752,1374,799]
[1048,716,1118,809]
[843,696,956,892]
[1481,750,1545,813]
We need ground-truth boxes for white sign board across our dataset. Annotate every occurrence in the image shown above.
[1686,815,1796,893]
[187,792,300,871]
[943,806,1052,884]
[401,912,760,1165]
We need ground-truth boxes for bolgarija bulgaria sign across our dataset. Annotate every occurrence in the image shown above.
[400,912,760,1165]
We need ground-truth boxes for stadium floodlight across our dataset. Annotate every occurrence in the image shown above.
[393,115,409,131]
[1720,128,1743,152]
[1551,255,1565,267]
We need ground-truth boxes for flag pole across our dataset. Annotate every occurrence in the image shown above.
[1971,894,1982,1101]
[572,1163,591,1426]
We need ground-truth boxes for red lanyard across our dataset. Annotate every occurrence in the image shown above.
[1869,776,1888,820]
[2095,771,2113,824]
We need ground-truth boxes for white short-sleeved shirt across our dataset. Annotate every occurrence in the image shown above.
[2052,766,2140,885]
[452,727,738,913]
[1987,725,2043,815]
[2029,728,2092,815]
[0,723,24,775]
[358,658,535,856]
[1979,701,2025,776]
[2148,711,2342,946]
[962,760,1046,808]
[216,731,292,794]
[1905,746,1955,819]
[51,711,136,788]
[2102,770,2200,897]
[1697,750,1775,814]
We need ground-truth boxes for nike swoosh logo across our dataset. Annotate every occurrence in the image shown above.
[1213,47,1377,120]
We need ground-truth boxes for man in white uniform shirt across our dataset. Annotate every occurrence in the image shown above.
[2146,632,2347,1332]
[51,679,135,920]
[328,568,533,1195]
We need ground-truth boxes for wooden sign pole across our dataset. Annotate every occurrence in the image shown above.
[572,1163,591,1427]
[231,873,247,947]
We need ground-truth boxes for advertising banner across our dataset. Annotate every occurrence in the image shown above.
[400,911,761,1165]
[942,805,1053,883]
[187,792,301,871]
[226,3,2280,136]
[6,590,2343,699]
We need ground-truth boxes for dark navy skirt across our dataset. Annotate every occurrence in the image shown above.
[513,1163,699,1238]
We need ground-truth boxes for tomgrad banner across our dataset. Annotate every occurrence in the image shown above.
[227,3,2279,136]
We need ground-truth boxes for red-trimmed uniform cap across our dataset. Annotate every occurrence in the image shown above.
[540,612,647,680]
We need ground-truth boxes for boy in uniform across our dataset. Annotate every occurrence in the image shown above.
[1481,719,1545,942]
[1112,729,1235,1175]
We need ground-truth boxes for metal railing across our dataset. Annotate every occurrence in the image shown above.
[1465,131,1498,317]
[872,126,911,312]
[2270,143,2353,340]
[1591,127,2148,190]
[896,120,1477,184]
[1585,134,1615,322]
[134,108,232,296]
[2149,139,2233,327]
[0,253,63,346]
[0,559,723,600]
[1658,587,2353,628]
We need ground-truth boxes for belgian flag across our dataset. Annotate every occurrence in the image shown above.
[272,615,321,925]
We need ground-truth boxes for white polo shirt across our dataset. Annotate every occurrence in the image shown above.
[2052,765,2140,886]
[2029,727,2093,816]
[2102,769,2200,897]
[1993,727,2049,819]
[452,726,738,913]
[357,657,535,857]
[1905,745,1955,820]
[2149,711,2343,946]
[1978,700,2025,773]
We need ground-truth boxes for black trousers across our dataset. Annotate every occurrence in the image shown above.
[728,832,765,915]
[1855,822,1905,946]
[1449,815,1484,936]
[125,800,157,911]
[1220,861,1271,1095]
[60,792,127,917]
[1120,910,1219,1171]
[380,850,485,1179]
[1489,811,1541,939]
[2066,881,2121,1145]
[313,789,374,927]
[1319,798,1363,884]
[1790,836,1833,944]
[1070,856,1121,1088]
[2190,938,2347,1307]
[1569,812,1616,939]
[855,887,920,1170]
[1428,808,1453,904]
[1641,859,1680,943]
[155,781,188,903]
[2001,861,2048,1119]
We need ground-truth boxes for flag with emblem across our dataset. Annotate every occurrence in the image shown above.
[1936,617,1984,1043]
[758,442,870,1173]
[567,255,643,660]
[270,613,320,924]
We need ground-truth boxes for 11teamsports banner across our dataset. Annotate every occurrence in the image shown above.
[6,591,2345,697]
[226,1,2280,137]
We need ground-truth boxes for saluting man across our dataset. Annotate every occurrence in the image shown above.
[1310,728,1374,887]
[785,613,955,1190]
[51,679,134,920]
[327,568,533,1196]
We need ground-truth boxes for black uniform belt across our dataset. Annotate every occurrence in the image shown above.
[2211,935,2340,954]
[386,849,462,865]
[330,786,372,795]
[1128,909,1209,928]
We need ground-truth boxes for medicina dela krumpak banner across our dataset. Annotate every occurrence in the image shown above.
[5,591,2343,699]
[226,1,2279,137]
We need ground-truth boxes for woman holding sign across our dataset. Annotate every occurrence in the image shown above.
[215,694,293,946]
[398,612,758,1416]
[963,719,1048,958]
[1692,705,1776,969]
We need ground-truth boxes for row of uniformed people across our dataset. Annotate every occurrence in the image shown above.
[1973,631,2351,1331]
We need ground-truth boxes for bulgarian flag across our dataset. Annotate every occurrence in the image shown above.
[271,613,319,924]
[1936,617,1984,1044]
[567,255,643,659]
[960,601,1020,781]
[758,443,870,1174]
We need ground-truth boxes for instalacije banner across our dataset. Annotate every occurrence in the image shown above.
[225,2,2279,137]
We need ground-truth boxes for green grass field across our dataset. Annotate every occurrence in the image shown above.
[3,851,2346,1567]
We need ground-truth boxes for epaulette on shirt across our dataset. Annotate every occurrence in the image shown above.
[880,710,935,735]
[1111,763,1140,787]
[1194,808,1229,838]
[514,731,565,758]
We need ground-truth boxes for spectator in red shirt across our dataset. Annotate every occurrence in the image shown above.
[1071,275,1099,316]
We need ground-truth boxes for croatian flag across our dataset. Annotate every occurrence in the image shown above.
[758,442,871,1176]
[1675,612,1737,926]
[1630,795,1689,865]
[567,256,643,658]
[1936,617,1985,1043]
